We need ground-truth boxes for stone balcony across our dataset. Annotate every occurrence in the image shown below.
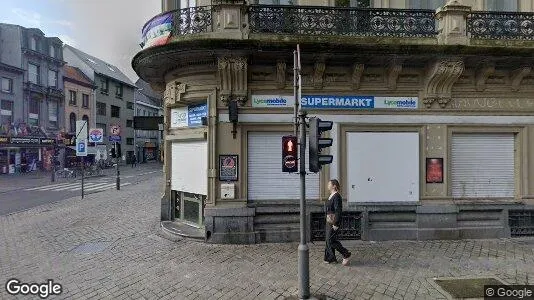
[132,0,534,91]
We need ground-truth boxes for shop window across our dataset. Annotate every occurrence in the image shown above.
[69,113,76,133]
[111,105,120,118]
[96,102,106,116]
[485,0,518,11]
[1,100,13,126]
[1,78,13,93]
[69,90,77,106]
[82,94,89,108]
[48,69,58,87]
[28,63,40,84]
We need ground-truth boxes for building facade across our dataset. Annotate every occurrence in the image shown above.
[0,23,64,174]
[63,65,96,165]
[63,45,136,164]
[134,79,163,163]
[133,0,534,243]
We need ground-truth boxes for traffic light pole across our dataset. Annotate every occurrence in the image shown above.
[293,50,298,136]
[298,111,310,300]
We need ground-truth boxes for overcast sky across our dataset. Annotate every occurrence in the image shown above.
[0,0,160,82]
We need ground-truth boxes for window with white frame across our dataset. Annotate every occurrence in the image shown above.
[28,63,40,84]
[69,90,77,105]
[82,94,89,108]
[28,98,39,126]
[48,69,58,87]
[1,78,13,93]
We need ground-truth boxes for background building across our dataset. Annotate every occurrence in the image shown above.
[134,79,163,163]
[134,0,534,243]
[63,65,96,166]
[0,23,64,174]
[63,45,136,164]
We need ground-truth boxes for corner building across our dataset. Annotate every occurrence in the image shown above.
[133,0,534,243]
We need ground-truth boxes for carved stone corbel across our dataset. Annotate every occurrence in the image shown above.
[351,63,364,90]
[511,66,531,91]
[422,59,464,108]
[313,61,326,89]
[276,60,286,89]
[475,62,495,92]
[217,56,248,105]
[387,59,403,90]
[163,81,186,107]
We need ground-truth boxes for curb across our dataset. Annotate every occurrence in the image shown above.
[159,221,205,242]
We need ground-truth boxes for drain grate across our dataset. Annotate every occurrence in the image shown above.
[434,277,506,299]
[71,241,112,254]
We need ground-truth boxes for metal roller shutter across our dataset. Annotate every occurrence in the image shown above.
[451,133,515,198]
[248,132,320,200]
[171,141,207,195]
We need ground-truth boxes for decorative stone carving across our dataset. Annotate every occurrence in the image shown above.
[351,63,364,90]
[511,66,531,91]
[276,61,286,89]
[218,56,248,104]
[422,59,464,108]
[436,0,471,45]
[475,62,495,92]
[387,59,403,90]
[163,81,186,107]
[313,61,326,89]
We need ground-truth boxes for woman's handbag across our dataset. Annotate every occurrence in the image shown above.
[326,213,336,225]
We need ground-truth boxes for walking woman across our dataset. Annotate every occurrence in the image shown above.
[324,179,351,266]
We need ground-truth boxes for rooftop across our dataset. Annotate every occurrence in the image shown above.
[63,65,94,88]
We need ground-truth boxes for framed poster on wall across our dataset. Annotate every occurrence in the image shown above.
[219,155,238,181]
[426,158,444,183]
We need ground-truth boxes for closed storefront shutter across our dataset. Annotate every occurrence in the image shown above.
[171,141,207,196]
[248,132,320,200]
[451,133,515,198]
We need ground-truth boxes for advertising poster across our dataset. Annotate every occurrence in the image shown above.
[187,104,207,127]
[426,158,444,183]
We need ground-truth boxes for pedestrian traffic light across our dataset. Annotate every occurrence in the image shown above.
[110,148,116,158]
[116,143,122,158]
[282,135,298,173]
[309,117,333,173]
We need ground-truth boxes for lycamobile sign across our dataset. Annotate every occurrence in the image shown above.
[252,95,295,107]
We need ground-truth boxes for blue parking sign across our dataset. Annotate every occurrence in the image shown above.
[76,139,88,156]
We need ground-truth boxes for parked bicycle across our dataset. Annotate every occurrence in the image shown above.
[54,168,75,179]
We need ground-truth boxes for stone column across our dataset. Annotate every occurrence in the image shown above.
[436,0,471,45]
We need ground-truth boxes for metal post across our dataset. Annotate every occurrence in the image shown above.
[51,145,56,183]
[293,50,298,136]
[296,44,310,300]
[115,142,120,190]
[81,157,84,199]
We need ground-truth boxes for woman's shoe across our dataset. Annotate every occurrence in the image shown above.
[342,252,351,266]
[323,260,337,264]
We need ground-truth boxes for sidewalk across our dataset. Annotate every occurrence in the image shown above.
[0,175,533,299]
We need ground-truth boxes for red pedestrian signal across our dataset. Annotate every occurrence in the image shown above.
[282,135,298,173]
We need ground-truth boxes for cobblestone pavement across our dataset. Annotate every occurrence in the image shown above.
[1,175,533,300]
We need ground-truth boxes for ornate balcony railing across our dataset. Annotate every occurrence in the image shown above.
[467,11,534,40]
[248,5,436,38]
[172,6,213,36]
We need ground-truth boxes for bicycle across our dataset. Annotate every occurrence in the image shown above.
[55,168,75,179]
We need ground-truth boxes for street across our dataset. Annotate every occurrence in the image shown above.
[0,164,162,215]
[0,167,532,299]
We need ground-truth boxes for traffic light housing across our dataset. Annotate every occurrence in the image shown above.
[110,147,116,158]
[309,117,333,173]
[116,143,122,158]
[282,135,298,173]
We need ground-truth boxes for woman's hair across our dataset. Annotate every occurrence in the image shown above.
[329,179,340,191]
